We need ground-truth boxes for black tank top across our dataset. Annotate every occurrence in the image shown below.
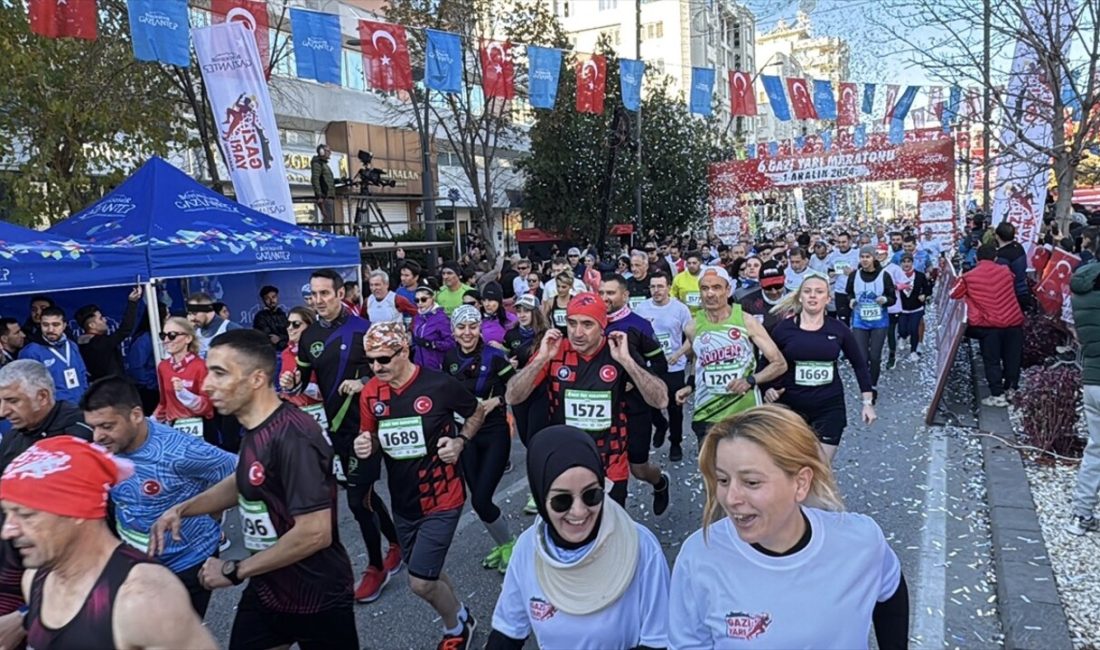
[26,544,149,650]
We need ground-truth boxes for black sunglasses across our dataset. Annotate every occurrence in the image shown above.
[416,296,432,303]
[368,355,397,367]
[288,321,306,329]
[548,486,603,513]
[159,331,185,341]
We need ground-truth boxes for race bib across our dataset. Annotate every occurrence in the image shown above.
[795,361,835,387]
[117,522,149,553]
[628,295,646,309]
[703,362,743,390]
[685,292,701,307]
[239,497,278,552]
[859,303,883,322]
[63,368,80,390]
[834,260,850,273]
[657,332,673,353]
[553,311,567,328]
[172,417,204,438]
[564,389,612,431]
[333,455,347,482]
[302,403,329,431]
[378,416,428,460]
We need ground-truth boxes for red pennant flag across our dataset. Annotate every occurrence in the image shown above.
[756,141,769,159]
[928,86,944,119]
[778,139,793,156]
[786,77,817,120]
[883,84,900,123]
[836,127,854,149]
[728,71,757,116]
[358,20,413,92]
[1035,247,1081,315]
[212,0,271,77]
[837,82,859,126]
[480,40,515,100]
[28,0,97,40]
[576,55,606,115]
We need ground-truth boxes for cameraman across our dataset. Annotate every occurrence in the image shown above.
[311,144,335,222]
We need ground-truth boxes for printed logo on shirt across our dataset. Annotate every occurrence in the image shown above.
[556,366,574,382]
[43,359,55,367]
[373,401,388,417]
[449,363,459,374]
[529,597,557,622]
[725,611,771,640]
[599,364,618,382]
[728,328,742,340]
[309,341,324,358]
[248,461,266,486]
[141,480,162,496]
[413,396,433,415]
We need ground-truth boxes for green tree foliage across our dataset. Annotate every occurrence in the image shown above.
[0,0,187,225]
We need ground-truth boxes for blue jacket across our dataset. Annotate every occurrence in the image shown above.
[995,241,1029,297]
[19,339,88,404]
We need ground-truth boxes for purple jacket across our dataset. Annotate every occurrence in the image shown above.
[481,311,517,345]
[411,307,453,371]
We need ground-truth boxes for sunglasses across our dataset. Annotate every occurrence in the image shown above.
[288,321,306,329]
[548,486,603,513]
[368,354,399,367]
[159,331,185,341]
[416,296,432,303]
[763,286,785,293]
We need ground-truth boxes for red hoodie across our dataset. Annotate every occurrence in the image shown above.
[950,260,1025,328]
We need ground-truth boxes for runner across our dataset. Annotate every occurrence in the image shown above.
[2,436,216,649]
[675,266,788,444]
[783,247,811,294]
[295,268,401,604]
[669,406,909,649]
[505,293,670,508]
[626,251,652,310]
[354,321,488,650]
[278,307,323,408]
[542,272,574,335]
[0,359,93,469]
[81,376,236,617]
[881,245,906,370]
[437,263,473,317]
[846,245,896,404]
[896,253,933,360]
[757,262,789,332]
[541,258,587,302]
[826,232,860,324]
[764,275,876,463]
[153,317,216,446]
[411,281,455,372]
[366,270,418,325]
[635,272,693,462]
[480,283,518,347]
[151,329,359,649]
[504,294,552,516]
[17,306,89,405]
[487,425,669,649]
[444,306,516,572]
[670,251,704,312]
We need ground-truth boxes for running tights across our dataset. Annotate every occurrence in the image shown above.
[347,481,398,571]
[460,425,511,524]
[886,313,900,357]
[852,327,887,387]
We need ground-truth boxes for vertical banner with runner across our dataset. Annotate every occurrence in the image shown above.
[193,21,295,223]
[990,0,1074,256]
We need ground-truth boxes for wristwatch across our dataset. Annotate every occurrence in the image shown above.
[222,560,244,586]
[746,375,757,388]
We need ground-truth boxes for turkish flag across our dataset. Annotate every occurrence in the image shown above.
[884,84,900,123]
[778,139,793,156]
[358,20,413,92]
[728,71,757,116]
[1035,247,1080,316]
[837,82,859,126]
[480,40,515,100]
[836,128,854,149]
[576,55,606,115]
[28,0,97,40]
[786,77,817,120]
[212,0,270,76]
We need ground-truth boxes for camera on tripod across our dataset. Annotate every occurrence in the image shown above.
[355,150,396,189]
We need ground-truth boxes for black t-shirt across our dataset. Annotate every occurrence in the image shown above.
[360,368,479,519]
[443,344,515,430]
[236,403,353,614]
[295,311,371,438]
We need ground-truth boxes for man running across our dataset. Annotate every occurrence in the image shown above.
[636,272,693,462]
[354,321,488,649]
[0,360,92,469]
[80,376,236,617]
[366,270,418,324]
[2,436,216,649]
[670,251,704,312]
[505,293,669,506]
[675,267,788,442]
[152,329,359,649]
[826,232,860,324]
[626,251,652,310]
[294,268,401,603]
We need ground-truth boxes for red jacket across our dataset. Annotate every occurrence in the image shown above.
[154,354,214,422]
[950,260,1025,328]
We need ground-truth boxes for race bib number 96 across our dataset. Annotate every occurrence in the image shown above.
[239,497,278,552]
[378,416,428,460]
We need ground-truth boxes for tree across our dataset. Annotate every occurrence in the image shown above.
[876,0,1100,225]
[0,0,187,225]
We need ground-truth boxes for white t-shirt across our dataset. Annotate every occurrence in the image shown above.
[669,507,901,650]
[920,238,943,258]
[783,267,810,294]
[542,277,588,302]
[513,275,530,298]
[826,249,861,295]
[883,263,906,314]
[635,298,693,373]
[809,255,831,274]
[492,520,670,650]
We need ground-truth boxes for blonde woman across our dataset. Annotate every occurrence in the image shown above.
[153,317,213,443]
[669,406,908,649]
[542,272,574,334]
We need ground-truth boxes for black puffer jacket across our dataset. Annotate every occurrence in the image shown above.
[0,401,92,472]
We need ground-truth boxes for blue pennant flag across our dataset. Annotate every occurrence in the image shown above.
[854,124,868,148]
[794,135,805,151]
[813,79,837,120]
[890,85,920,122]
[127,0,190,67]
[768,140,779,156]
[747,143,757,159]
[761,75,791,121]
[690,67,715,116]
[290,8,342,85]
[942,85,961,133]
[862,83,876,114]
[527,46,562,109]
[620,59,644,112]
[821,129,833,151]
[889,117,905,144]
[426,29,463,93]
[1062,70,1083,122]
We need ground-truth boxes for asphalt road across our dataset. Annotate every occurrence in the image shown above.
[201,325,1004,649]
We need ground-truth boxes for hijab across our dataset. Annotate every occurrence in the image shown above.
[526,425,605,550]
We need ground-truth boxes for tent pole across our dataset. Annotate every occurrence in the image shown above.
[144,280,165,368]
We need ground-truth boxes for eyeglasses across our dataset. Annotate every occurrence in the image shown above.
[368,354,397,367]
[288,321,306,329]
[416,296,432,304]
[159,331,185,341]
[548,486,603,513]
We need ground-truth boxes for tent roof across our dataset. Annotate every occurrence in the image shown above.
[49,157,360,280]
[0,220,147,297]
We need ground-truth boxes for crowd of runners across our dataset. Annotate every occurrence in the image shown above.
[0,221,949,648]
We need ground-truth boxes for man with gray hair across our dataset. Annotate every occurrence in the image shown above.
[365,269,417,324]
[0,359,92,471]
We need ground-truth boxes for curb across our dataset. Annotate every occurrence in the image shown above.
[970,347,1074,650]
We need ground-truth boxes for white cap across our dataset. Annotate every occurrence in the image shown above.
[699,265,733,287]
[567,247,582,256]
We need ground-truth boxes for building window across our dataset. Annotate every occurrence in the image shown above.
[644,22,663,39]
[343,49,365,91]
[559,1,570,18]
[598,0,617,10]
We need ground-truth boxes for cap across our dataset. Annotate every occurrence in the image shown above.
[900,253,915,263]
[759,261,785,289]
[876,243,889,255]
[566,293,608,329]
[515,294,540,311]
[859,244,877,256]
[481,282,503,302]
[699,265,733,288]
[567,247,582,257]
[450,304,481,328]
[414,280,436,296]
[1,437,133,520]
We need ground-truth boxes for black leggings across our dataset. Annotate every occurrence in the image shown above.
[651,371,686,446]
[852,327,887,388]
[460,424,511,523]
[342,451,399,571]
[886,313,900,357]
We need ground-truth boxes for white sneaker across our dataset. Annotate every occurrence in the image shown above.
[1067,515,1098,536]
[981,394,1008,407]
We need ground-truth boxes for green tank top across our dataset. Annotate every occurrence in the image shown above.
[692,303,760,423]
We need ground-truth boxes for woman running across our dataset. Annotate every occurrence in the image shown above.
[896,253,933,360]
[444,305,517,571]
[480,282,517,347]
[505,294,552,514]
[153,317,214,445]
[410,281,454,372]
[582,254,602,292]
[670,406,908,649]
[542,272,574,335]
[765,275,876,463]
[278,306,322,406]
[487,425,669,650]
[846,244,896,404]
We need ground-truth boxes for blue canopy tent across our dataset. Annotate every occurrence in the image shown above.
[0,220,147,297]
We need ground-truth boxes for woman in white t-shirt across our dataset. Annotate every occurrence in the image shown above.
[669,405,908,650]
[488,425,670,650]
